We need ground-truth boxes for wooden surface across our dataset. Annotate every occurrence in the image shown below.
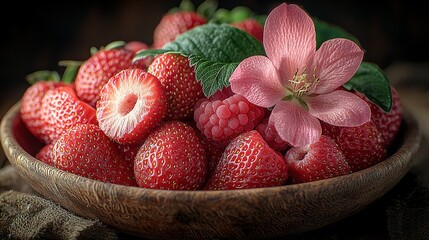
[0,101,422,239]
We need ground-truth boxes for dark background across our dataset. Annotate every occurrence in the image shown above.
[1,0,428,116]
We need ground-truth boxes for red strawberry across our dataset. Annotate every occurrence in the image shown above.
[134,121,207,190]
[193,127,226,176]
[35,143,55,166]
[255,117,290,152]
[96,69,167,145]
[153,11,207,49]
[204,130,288,190]
[124,41,149,53]
[285,135,352,183]
[12,114,44,156]
[75,47,135,107]
[125,41,153,70]
[322,121,386,172]
[358,87,402,148]
[117,143,140,162]
[230,18,263,42]
[148,53,204,120]
[20,80,71,143]
[52,123,137,186]
[40,86,97,143]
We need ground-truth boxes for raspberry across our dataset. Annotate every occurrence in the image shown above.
[194,94,265,144]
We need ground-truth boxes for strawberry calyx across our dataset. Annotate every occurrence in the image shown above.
[58,60,83,84]
[90,40,127,55]
[25,60,83,86]
[25,70,60,85]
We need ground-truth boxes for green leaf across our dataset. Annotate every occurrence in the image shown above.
[344,62,392,112]
[189,55,239,96]
[313,17,361,48]
[134,23,265,97]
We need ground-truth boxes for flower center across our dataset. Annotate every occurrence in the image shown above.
[288,68,319,98]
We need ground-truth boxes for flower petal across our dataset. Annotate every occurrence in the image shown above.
[264,3,316,85]
[306,90,371,126]
[311,38,364,94]
[269,101,321,147]
[230,56,285,108]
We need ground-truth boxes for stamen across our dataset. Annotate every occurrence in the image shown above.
[288,67,319,97]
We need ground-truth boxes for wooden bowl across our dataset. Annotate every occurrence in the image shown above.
[1,101,422,239]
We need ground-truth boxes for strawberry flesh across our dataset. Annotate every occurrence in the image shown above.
[96,69,167,145]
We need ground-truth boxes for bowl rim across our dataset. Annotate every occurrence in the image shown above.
[0,101,422,238]
[1,100,422,197]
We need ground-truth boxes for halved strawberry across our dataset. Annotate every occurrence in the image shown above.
[286,135,352,183]
[153,11,207,49]
[40,86,97,144]
[204,130,288,190]
[134,121,207,190]
[52,123,137,186]
[96,69,167,145]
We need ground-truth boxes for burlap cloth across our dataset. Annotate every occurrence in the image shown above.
[0,162,118,240]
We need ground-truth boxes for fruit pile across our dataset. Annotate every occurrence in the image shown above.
[19,1,402,190]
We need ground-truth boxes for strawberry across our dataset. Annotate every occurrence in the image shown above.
[96,69,167,145]
[358,87,402,148]
[285,135,352,183]
[153,11,207,49]
[117,143,140,162]
[75,47,135,107]
[124,41,149,53]
[12,114,45,157]
[40,86,97,144]
[204,130,288,190]
[125,41,153,70]
[35,143,55,166]
[148,53,204,120]
[52,123,137,186]
[134,121,207,190]
[322,121,386,172]
[255,117,290,152]
[230,18,263,42]
[20,80,71,143]
[193,127,226,176]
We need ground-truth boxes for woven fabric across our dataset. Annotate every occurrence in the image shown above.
[0,164,118,240]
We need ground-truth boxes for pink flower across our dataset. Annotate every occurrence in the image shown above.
[229,3,370,147]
